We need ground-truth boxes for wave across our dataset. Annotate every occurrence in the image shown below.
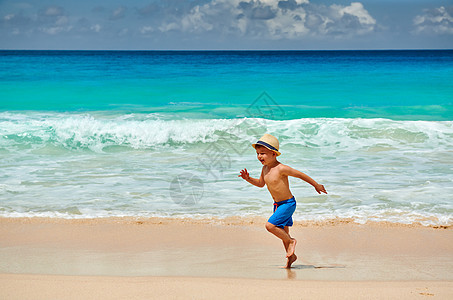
[1,112,452,153]
[1,111,452,226]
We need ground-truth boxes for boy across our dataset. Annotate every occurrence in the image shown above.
[238,134,327,268]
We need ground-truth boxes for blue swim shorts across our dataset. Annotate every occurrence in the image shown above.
[268,196,296,228]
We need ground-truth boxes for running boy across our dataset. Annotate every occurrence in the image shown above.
[238,134,327,268]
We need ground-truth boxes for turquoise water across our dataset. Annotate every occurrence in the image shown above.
[1,50,452,119]
[0,50,452,225]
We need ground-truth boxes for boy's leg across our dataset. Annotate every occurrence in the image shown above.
[265,222,297,258]
[283,226,297,257]
[283,226,297,268]
[282,226,292,250]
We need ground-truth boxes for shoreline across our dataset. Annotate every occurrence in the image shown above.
[0,216,450,229]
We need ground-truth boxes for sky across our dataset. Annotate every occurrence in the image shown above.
[0,0,452,50]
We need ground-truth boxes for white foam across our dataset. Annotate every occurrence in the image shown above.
[1,112,452,226]
[1,113,452,153]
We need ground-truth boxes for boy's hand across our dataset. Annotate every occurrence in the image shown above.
[315,184,327,194]
[238,168,250,181]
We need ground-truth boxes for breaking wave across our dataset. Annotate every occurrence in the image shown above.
[1,112,452,153]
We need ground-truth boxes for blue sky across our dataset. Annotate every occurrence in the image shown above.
[1,0,452,50]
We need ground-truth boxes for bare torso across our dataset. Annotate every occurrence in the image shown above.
[262,162,293,202]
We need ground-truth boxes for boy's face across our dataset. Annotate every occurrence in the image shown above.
[255,145,277,165]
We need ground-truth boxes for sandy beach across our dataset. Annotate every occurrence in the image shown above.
[1,217,452,299]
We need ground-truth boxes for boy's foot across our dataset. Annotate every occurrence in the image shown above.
[285,254,297,269]
[286,238,297,258]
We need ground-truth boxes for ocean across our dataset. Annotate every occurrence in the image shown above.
[0,50,452,226]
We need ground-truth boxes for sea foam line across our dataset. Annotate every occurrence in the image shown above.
[1,112,452,152]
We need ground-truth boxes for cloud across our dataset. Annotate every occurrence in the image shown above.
[110,6,127,21]
[168,0,309,38]
[2,12,32,26]
[140,26,154,35]
[92,6,107,14]
[91,24,101,33]
[413,6,453,35]
[36,5,73,35]
[337,2,376,27]
[1,0,379,47]
[157,0,376,39]
[310,2,376,37]
[1,12,33,36]
[1,2,127,38]
[1,4,107,37]
[44,6,64,17]
[278,0,299,11]
[137,0,195,18]
[248,4,277,20]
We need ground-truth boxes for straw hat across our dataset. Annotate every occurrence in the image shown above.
[252,134,281,156]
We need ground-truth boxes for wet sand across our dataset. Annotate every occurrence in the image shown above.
[0,217,452,299]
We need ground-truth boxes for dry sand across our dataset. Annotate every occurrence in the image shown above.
[0,217,452,299]
[2,274,453,300]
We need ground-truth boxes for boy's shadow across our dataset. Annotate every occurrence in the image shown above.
[284,264,346,279]
[290,264,346,270]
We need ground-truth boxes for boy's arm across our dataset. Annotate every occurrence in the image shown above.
[282,165,327,194]
[238,168,265,188]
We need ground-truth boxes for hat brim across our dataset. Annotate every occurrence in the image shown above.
[252,142,281,156]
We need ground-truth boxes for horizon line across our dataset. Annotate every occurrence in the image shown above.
[1,48,452,52]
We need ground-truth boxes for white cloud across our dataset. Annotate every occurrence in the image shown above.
[413,6,453,35]
[140,26,154,34]
[35,6,74,35]
[339,2,375,26]
[110,6,127,21]
[1,11,33,36]
[91,24,101,33]
[4,14,15,21]
[318,2,376,37]
[174,0,309,38]
[158,22,179,33]
[0,0,381,46]
[159,0,376,39]
[39,25,73,35]
[180,4,214,32]
[44,6,64,17]
[266,4,308,38]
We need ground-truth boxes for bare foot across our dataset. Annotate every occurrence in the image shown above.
[285,254,297,268]
[286,238,297,258]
